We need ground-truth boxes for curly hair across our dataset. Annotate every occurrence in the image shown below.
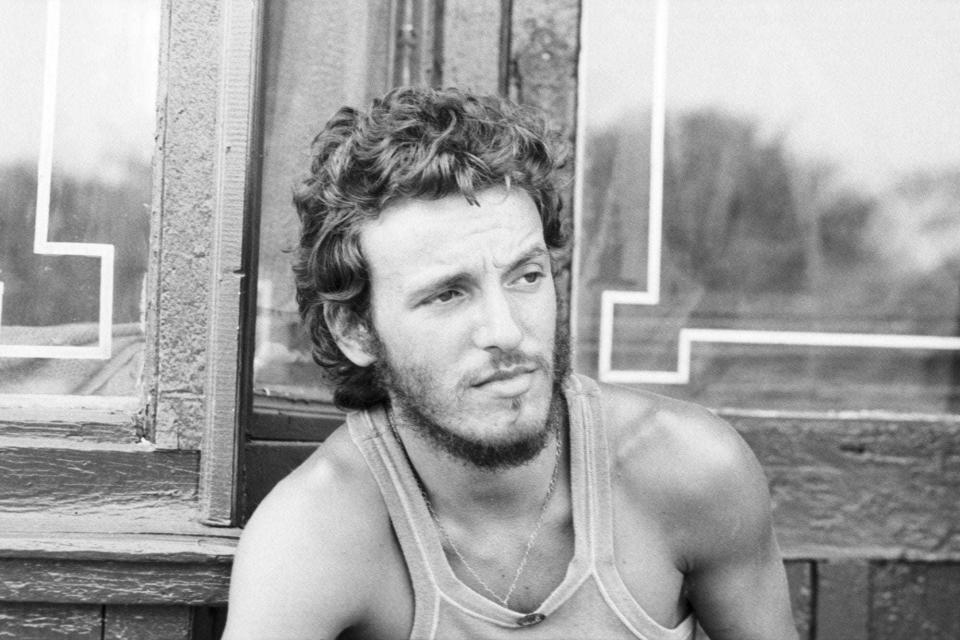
[293,86,569,411]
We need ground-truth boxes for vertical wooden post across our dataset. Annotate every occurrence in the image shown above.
[200,0,264,526]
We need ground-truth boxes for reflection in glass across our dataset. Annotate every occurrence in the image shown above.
[0,0,159,395]
[254,0,394,401]
[575,0,960,412]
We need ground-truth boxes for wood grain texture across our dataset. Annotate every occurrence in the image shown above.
[871,562,960,640]
[0,395,140,443]
[0,444,198,517]
[728,414,960,558]
[0,603,101,639]
[103,605,191,640]
[0,558,230,605]
[199,0,264,527]
[0,531,237,563]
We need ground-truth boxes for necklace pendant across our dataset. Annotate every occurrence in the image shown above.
[516,612,546,627]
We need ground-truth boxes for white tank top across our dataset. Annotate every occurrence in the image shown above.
[347,374,699,639]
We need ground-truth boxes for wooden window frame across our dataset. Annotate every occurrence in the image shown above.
[0,0,264,625]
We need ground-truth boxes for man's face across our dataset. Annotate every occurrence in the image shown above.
[358,187,561,469]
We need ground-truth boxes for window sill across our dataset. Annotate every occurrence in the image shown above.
[0,530,238,605]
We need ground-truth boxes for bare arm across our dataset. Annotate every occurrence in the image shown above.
[678,418,797,640]
[221,449,374,640]
[603,384,796,639]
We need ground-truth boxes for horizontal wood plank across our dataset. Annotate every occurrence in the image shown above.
[0,532,237,563]
[0,395,140,443]
[0,602,102,639]
[0,558,230,605]
[0,443,198,519]
[728,414,960,558]
[0,532,235,606]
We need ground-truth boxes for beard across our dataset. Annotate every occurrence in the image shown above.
[372,322,572,471]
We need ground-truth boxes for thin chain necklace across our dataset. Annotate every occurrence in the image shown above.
[386,410,563,609]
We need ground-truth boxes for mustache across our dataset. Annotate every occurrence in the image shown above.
[466,351,553,387]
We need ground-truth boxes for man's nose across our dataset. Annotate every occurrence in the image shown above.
[473,289,523,352]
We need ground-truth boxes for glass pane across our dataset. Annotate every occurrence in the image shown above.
[254,0,394,401]
[575,0,960,413]
[0,0,159,395]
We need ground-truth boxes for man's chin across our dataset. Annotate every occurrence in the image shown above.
[402,391,560,470]
[435,424,552,471]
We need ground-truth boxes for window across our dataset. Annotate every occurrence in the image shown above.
[0,0,158,396]
[574,0,960,413]
[253,0,417,405]
[0,0,262,632]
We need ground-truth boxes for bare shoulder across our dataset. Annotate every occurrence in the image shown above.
[598,383,773,567]
[223,424,397,639]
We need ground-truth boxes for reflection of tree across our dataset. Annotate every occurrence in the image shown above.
[580,107,960,327]
[663,109,806,296]
[578,107,960,409]
[0,161,150,327]
[580,108,813,322]
[866,169,960,409]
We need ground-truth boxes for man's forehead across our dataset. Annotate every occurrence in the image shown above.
[361,189,546,273]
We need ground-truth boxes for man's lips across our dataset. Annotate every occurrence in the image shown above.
[472,365,538,387]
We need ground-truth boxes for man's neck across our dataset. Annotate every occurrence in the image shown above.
[389,407,569,525]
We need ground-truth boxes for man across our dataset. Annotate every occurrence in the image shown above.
[224,87,797,639]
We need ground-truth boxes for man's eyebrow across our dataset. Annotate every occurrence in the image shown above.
[407,272,468,303]
[501,245,549,273]
[406,245,549,304]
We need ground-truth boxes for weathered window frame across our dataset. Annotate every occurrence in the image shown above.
[0,0,264,631]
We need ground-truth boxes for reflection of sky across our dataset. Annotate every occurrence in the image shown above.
[0,0,160,181]
[581,0,960,192]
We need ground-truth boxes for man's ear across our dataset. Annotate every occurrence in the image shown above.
[325,305,377,367]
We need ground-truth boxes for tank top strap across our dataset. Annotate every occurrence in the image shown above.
[347,408,440,639]
[563,373,611,568]
[571,376,699,639]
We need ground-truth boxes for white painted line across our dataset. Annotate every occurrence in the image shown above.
[600,319,960,385]
[0,0,114,361]
[647,0,668,306]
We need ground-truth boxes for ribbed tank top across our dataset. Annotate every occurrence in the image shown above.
[347,374,698,639]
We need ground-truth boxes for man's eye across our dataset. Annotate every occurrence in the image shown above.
[431,289,462,304]
[518,270,544,285]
